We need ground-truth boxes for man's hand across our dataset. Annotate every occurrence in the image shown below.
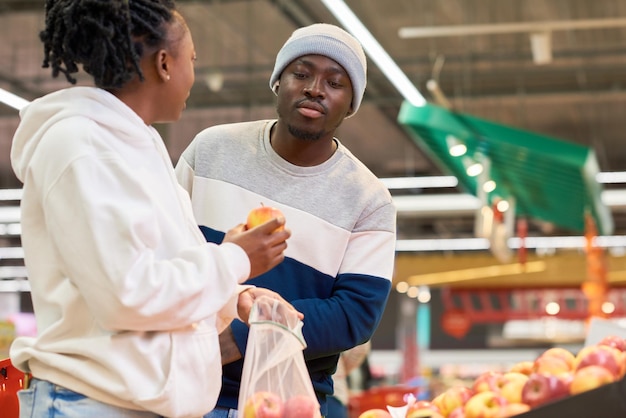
[223,218,290,279]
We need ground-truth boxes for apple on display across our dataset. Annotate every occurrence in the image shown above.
[432,386,473,416]
[507,361,534,376]
[405,400,444,418]
[357,408,392,418]
[520,372,570,409]
[472,371,502,393]
[496,372,529,404]
[598,335,626,352]
[533,347,575,376]
[463,391,507,418]
[570,364,616,395]
[574,344,623,378]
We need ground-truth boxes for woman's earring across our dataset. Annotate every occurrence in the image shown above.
[166,75,171,81]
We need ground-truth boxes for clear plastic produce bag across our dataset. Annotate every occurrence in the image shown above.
[238,295,321,418]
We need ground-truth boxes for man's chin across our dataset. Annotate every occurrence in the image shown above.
[287,124,323,141]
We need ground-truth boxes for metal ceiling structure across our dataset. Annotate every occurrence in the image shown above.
[2,0,626,244]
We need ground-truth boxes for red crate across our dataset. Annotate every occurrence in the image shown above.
[348,385,417,418]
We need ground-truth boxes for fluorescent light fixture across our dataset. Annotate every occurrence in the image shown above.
[0,88,29,110]
[398,17,626,39]
[597,171,626,184]
[529,31,553,64]
[379,176,458,189]
[319,0,427,107]
[396,235,626,252]
[382,171,626,190]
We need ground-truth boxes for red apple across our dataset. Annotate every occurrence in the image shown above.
[537,347,576,369]
[472,371,502,393]
[508,361,534,376]
[463,391,507,418]
[496,372,529,404]
[574,344,623,378]
[448,406,466,418]
[534,347,575,375]
[242,391,284,418]
[246,204,284,232]
[521,372,570,408]
[283,395,319,418]
[406,400,443,418]
[432,386,474,416]
[533,355,571,377]
[358,409,392,418]
[570,365,616,395]
[598,335,626,352]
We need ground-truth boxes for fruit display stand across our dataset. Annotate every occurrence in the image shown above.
[515,373,626,417]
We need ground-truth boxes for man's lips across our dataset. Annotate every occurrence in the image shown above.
[296,100,326,118]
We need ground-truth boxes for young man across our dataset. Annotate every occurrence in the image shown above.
[175,23,397,417]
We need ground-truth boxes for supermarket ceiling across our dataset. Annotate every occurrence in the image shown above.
[2,0,626,241]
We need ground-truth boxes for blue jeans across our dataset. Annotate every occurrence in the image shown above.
[18,378,162,418]
[204,407,238,418]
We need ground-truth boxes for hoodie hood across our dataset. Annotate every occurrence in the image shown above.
[11,86,153,182]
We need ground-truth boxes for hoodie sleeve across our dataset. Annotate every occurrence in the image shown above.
[31,119,250,332]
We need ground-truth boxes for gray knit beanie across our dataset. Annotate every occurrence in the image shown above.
[269,23,367,116]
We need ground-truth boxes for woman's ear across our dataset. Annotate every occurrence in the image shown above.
[155,49,170,82]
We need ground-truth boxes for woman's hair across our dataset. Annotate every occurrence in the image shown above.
[40,0,177,89]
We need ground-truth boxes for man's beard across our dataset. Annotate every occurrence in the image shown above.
[287,124,324,141]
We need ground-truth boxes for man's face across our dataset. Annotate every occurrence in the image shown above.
[275,54,354,141]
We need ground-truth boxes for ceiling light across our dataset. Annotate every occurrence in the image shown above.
[446,134,467,156]
[596,172,626,183]
[320,0,427,107]
[398,17,626,39]
[417,286,431,303]
[465,162,483,177]
[395,281,410,293]
[482,180,496,193]
[406,286,420,298]
[530,31,552,64]
[545,302,560,315]
[204,70,224,92]
[379,176,458,189]
[449,144,467,157]
[496,200,510,212]
[0,88,29,110]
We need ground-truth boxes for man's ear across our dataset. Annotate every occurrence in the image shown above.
[273,81,280,94]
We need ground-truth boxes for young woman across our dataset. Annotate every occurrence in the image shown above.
[9,1,298,417]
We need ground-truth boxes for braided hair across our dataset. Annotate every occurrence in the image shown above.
[40,0,177,89]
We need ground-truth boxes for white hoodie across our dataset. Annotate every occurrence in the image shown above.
[10,87,250,418]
